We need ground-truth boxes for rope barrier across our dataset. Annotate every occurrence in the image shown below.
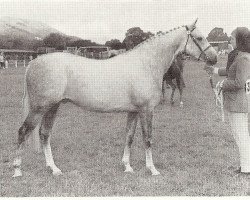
[209,75,225,122]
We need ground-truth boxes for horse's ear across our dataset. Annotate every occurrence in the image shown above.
[193,18,198,26]
[189,18,198,31]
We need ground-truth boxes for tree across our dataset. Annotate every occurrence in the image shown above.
[12,38,23,49]
[122,27,154,50]
[43,33,66,50]
[207,27,229,42]
[32,39,45,51]
[68,39,100,48]
[105,39,125,50]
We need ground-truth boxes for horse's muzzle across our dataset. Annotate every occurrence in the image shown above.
[201,52,217,66]
[206,56,217,66]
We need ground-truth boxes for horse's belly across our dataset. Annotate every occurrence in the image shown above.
[66,86,137,112]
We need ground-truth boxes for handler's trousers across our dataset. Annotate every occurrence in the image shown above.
[227,112,250,172]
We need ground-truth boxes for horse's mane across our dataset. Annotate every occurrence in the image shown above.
[122,25,186,55]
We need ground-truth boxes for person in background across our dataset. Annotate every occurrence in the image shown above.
[29,55,33,62]
[205,27,250,174]
[4,55,9,69]
[0,52,5,69]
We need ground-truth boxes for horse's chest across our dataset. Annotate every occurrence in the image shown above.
[130,79,161,107]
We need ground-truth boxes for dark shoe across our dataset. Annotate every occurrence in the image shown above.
[234,167,250,175]
[234,167,241,174]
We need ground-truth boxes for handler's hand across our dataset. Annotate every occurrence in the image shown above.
[204,64,215,75]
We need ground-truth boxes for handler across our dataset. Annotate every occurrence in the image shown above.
[0,52,5,69]
[205,27,250,174]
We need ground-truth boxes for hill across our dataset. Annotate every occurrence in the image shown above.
[0,16,80,50]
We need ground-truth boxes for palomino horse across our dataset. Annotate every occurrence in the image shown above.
[162,53,186,107]
[13,19,217,177]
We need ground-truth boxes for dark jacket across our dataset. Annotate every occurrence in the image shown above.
[218,51,250,112]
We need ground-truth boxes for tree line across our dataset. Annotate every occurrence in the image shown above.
[0,27,229,51]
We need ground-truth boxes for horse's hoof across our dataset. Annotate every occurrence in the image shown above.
[53,169,63,176]
[152,170,161,176]
[160,100,165,104]
[124,169,134,173]
[147,166,161,176]
[12,169,22,178]
[124,166,134,173]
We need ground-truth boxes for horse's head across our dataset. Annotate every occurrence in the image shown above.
[183,19,217,65]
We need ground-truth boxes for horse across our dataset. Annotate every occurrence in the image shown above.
[162,53,186,107]
[12,19,217,177]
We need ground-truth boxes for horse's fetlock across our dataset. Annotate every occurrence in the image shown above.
[13,158,21,167]
[39,132,49,144]
[145,140,151,148]
[128,136,133,147]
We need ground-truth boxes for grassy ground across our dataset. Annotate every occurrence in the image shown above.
[1,57,250,196]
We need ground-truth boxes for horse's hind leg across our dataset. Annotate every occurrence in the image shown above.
[39,103,62,176]
[161,79,166,103]
[13,110,43,177]
[139,110,160,175]
[176,76,185,108]
[166,80,176,105]
[176,79,183,107]
[122,112,138,173]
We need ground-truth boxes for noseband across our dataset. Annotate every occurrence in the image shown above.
[184,26,212,61]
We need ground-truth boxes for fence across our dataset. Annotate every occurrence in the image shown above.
[78,51,110,59]
[1,59,30,69]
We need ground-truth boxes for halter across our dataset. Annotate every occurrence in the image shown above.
[184,26,212,61]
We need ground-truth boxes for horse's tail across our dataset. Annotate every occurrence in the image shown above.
[23,69,42,153]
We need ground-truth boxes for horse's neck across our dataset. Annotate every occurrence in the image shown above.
[131,28,187,88]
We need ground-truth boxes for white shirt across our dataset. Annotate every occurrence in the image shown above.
[0,55,4,62]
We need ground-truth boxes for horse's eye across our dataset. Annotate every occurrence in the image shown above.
[196,37,203,41]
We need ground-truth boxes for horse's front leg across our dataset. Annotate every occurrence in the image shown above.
[122,112,138,173]
[139,110,160,175]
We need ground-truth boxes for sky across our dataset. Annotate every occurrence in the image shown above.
[0,0,250,44]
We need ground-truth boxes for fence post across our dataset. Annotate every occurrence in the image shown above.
[15,60,18,68]
[23,60,25,67]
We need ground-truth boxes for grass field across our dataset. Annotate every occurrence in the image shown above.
[1,57,250,196]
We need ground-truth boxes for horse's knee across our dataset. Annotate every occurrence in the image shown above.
[145,140,151,148]
[39,131,49,144]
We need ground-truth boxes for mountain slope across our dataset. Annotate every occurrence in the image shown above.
[0,16,65,40]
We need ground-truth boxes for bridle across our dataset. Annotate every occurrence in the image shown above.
[183,26,212,61]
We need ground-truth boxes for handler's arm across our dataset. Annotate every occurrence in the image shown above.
[217,67,227,76]
[222,58,249,91]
